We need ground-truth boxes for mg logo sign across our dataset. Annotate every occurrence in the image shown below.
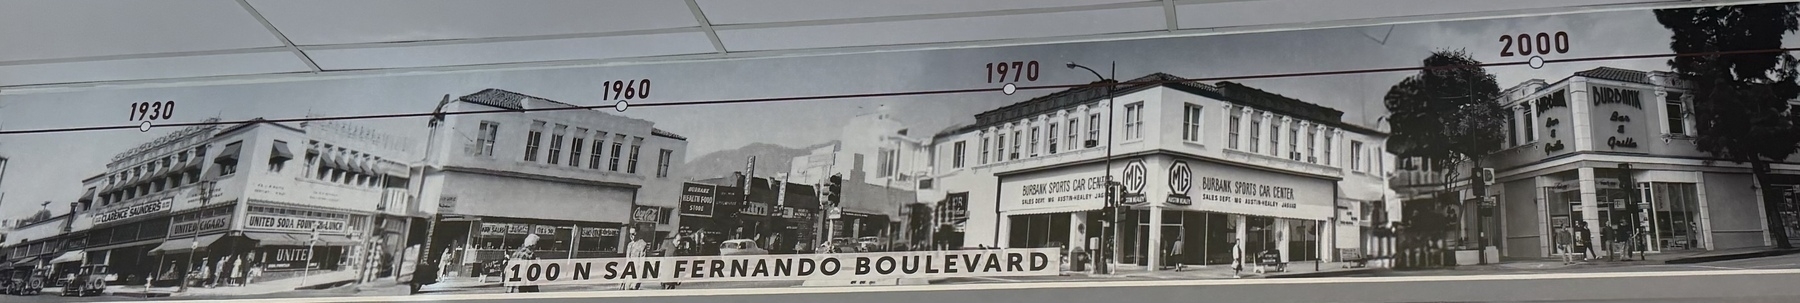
[1122,160,1148,195]
[1166,161,1193,206]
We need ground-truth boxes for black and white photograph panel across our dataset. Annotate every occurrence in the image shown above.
[4,2,1800,303]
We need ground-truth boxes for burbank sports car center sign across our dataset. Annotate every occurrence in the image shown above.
[500,248,1061,286]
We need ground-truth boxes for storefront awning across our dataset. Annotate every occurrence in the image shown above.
[7,257,39,268]
[271,143,294,162]
[48,251,85,264]
[303,235,357,246]
[147,234,225,255]
[244,232,305,246]
[213,143,241,165]
[1339,182,1385,202]
[1007,204,1104,216]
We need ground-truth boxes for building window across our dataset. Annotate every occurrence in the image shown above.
[525,121,545,162]
[1270,117,1283,156]
[1047,122,1058,154]
[1306,127,1317,163]
[1288,121,1299,160]
[657,149,673,178]
[1524,105,1538,142]
[1507,108,1519,147]
[1324,133,1333,166]
[1228,106,1241,149]
[996,133,1007,163]
[1249,111,1262,153]
[952,141,967,168]
[216,141,242,177]
[1666,92,1688,135]
[1010,130,1022,160]
[476,121,499,157]
[1182,104,1203,142]
[1088,113,1102,146]
[877,148,894,177]
[1029,126,1040,156]
[610,134,625,171]
[570,128,586,168]
[269,140,292,173]
[548,124,567,165]
[1124,102,1144,140]
[589,132,606,170]
[1351,141,1365,172]
[1066,117,1079,149]
[980,137,991,165]
[627,137,643,174]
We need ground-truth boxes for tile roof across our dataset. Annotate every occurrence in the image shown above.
[1573,67,1653,85]
[971,72,1369,134]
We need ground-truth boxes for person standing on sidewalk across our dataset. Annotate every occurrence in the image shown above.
[1230,236,1244,279]
[623,234,650,290]
[1555,226,1574,265]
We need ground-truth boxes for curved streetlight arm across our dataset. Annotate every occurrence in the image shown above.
[1066,63,1106,82]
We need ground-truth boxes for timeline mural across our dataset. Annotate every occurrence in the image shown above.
[4,2,1800,301]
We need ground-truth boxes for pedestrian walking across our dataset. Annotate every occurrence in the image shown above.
[1555,226,1574,265]
[1229,236,1244,278]
[623,234,650,290]
[1576,221,1597,260]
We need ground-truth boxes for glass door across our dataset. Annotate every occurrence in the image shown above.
[1647,183,1702,252]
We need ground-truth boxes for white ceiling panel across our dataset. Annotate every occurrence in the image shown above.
[717,7,1166,52]
[247,0,702,46]
[0,52,310,87]
[0,0,283,62]
[1176,0,1675,29]
[696,0,1153,25]
[302,32,717,70]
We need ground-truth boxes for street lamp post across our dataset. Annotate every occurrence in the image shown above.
[408,94,456,294]
[180,179,215,293]
[1066,62,1115,275]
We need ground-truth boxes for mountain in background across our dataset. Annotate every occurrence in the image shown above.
[676,140,840,181]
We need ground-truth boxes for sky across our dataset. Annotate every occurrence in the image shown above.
[3,8,1796,220]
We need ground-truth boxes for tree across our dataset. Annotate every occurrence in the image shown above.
[1383,49,1509,260]
[1656,3,1800,249]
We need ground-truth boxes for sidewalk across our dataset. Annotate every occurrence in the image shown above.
[111,270,359,298]
[1068,261,1383,280]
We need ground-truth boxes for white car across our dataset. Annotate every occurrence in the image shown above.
[719,239,768,256]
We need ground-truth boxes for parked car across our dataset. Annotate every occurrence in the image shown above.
[856,237,888,252]
[719,239,768,256]
[60,265,108,297]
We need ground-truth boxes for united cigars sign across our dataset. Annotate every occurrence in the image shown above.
[501,248,1060,286]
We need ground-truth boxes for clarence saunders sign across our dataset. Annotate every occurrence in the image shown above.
[501,248,1059,286]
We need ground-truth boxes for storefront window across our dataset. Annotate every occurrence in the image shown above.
[1007,213,1071,250]
[1648,183,1701,251]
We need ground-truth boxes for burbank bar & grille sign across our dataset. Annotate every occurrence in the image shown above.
[501,248,1060,286]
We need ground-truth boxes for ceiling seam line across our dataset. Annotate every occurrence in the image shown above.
[1,0,1781,92]
[293,27,708,51]
[706,1,1167,31]
[685,0,729,54]
[0,47,295,67]
[1164,0,1179,31]
[235,0,320,73]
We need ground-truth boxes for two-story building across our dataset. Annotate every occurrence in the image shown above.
[1478,67,1800,259]
[929,73,1389,271]
[416,89,688,277]
[787,105,926,247]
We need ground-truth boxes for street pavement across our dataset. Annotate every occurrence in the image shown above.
[8,254,1800,302]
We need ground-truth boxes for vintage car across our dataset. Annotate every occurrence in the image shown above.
[60,265,109,297]
[718,239,768,256]
[7,271,45,296]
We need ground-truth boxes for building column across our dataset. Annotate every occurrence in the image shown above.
[1070,212,1089,251]
[1578,167,1602,257]
[1147,206,1163,271]
[996,215,1012,249]
[1276,219,1291,263]
[1238,106,1255,151]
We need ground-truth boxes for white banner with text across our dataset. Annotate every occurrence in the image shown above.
[500,248,1060,286]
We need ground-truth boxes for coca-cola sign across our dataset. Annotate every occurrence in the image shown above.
[632,205,662,223]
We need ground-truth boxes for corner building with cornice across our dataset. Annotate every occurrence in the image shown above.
[926,73,1392,272]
